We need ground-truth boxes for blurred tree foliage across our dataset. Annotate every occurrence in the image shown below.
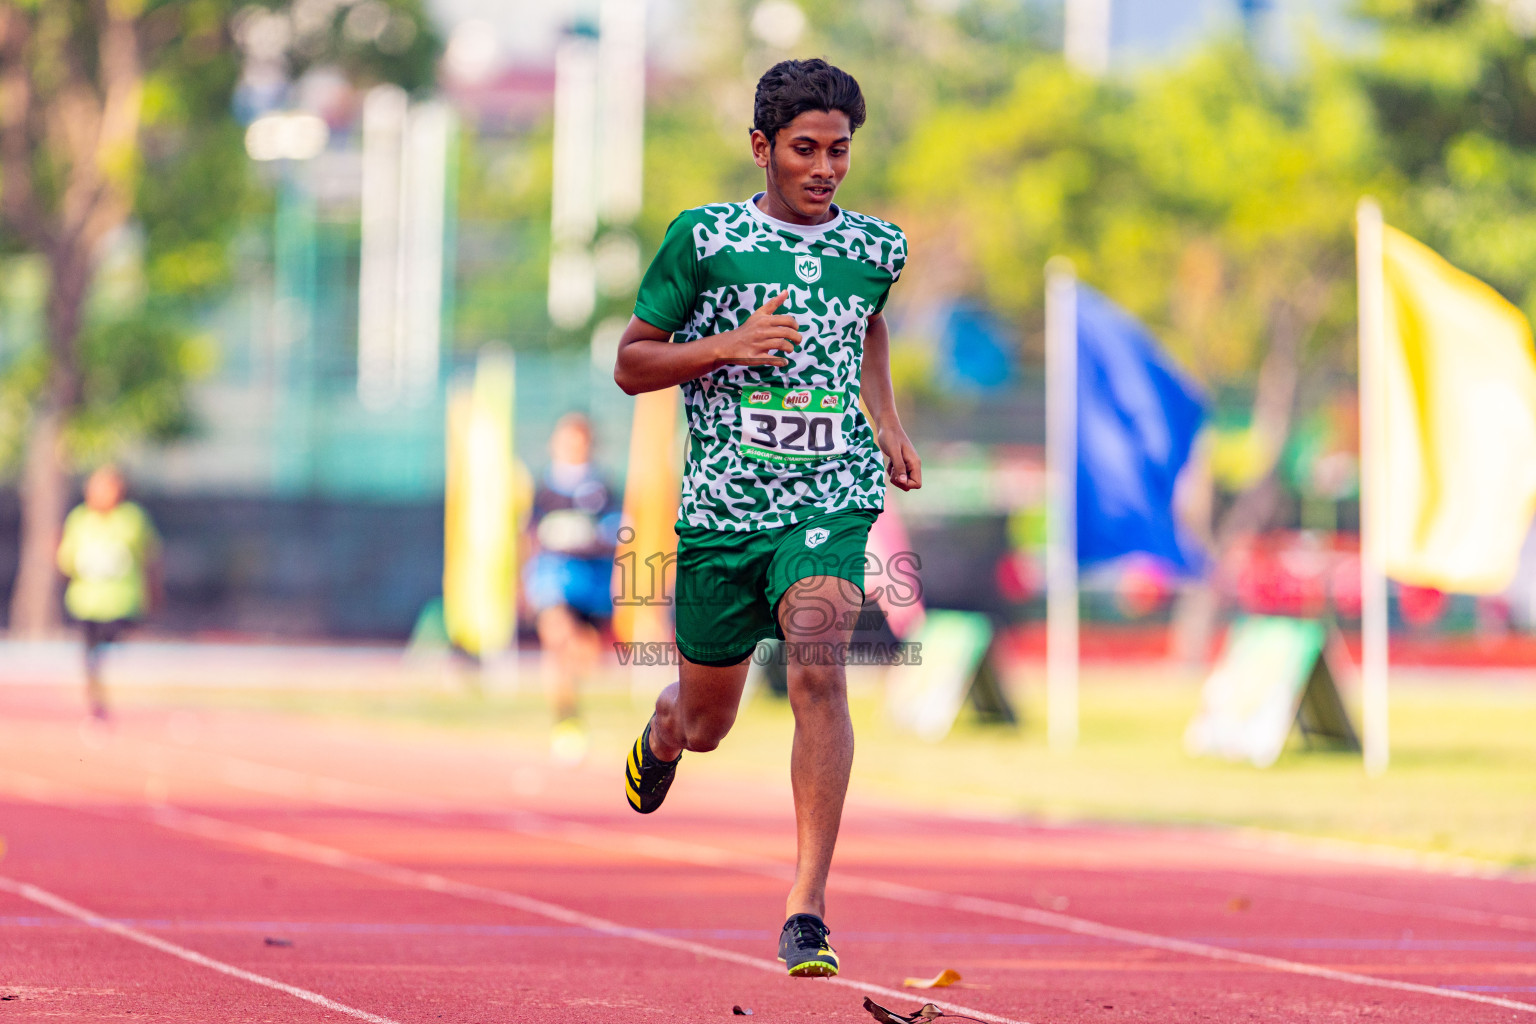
[637,0,1055,250]
[1358,0,1536,323]
[453,126,556,348]
[892,47,1386,389]
[0,0,438,633]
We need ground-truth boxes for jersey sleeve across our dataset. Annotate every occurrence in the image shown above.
[633,212,701,334]
[871,225,908,316]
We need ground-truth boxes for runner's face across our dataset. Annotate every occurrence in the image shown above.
[551,422,591,466]
[753,110,851,225]
[85,470,124,511]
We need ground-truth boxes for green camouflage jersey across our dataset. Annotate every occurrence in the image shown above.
[633,194,907,532]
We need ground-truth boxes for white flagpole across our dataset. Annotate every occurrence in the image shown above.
[1356,198,1390,776]
[1064,0,1112,76]
[1046,257,1080,752]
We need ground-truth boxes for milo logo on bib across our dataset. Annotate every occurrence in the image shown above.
[737,385,849,465]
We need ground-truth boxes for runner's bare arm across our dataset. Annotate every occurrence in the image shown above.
[614,291,802,395]
[860,312,922,490]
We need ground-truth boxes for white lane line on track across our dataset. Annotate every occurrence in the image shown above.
[1166,872,1536,935]
[831,875,1536,1014]
[213,751,1536,935]
[13,756,1536,1017]
[0,874,400,1024]
[144,802,1034,1024]
[204,756,1536,1015]
[0,769,1030,1024]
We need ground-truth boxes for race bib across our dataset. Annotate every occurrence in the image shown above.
[738,386,847,464]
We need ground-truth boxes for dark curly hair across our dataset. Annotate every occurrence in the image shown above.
[752,58,866,146]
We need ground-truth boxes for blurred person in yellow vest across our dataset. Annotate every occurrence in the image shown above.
[524,414,621,763]
[56,465,161,720]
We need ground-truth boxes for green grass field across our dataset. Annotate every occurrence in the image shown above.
[122,663,1536,868]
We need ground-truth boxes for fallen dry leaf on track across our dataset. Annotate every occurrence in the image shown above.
[862,998,929,1024]
[732,1007,753,1016]
[903,969,962,989]
[862,997,987,1024]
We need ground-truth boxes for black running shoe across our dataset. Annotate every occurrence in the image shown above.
[625,720,680,814]
[777,913,839,977]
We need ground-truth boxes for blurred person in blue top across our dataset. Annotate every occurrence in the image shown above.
[56,465,161,721]
[525,413,621,762]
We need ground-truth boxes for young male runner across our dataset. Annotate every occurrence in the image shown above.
[613,58,921,978]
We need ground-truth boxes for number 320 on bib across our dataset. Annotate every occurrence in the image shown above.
[738,386,848,465]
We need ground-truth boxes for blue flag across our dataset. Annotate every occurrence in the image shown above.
[1076,284,1207,574]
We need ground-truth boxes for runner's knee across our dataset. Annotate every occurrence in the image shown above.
[681,706,737,751]
[787,663,846,708]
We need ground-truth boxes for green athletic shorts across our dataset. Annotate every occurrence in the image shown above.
[673,508,879,666]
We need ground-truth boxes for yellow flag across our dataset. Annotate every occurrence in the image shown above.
[611,387,681,645]
[443,349,518,657]
[1380,226,1536,593]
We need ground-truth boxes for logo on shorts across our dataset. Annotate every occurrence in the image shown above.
[795,255,821,284]
[819,394,840,410]
[747,389,772,405]
[784,389,812,409]
[804,528,830,548]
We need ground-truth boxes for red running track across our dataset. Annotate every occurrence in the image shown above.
[1,685,1534,1023]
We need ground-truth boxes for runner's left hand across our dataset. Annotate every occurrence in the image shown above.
[877,427,922,491]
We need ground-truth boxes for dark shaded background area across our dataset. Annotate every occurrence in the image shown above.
[0,492,444,640]
[0,490,1012,641]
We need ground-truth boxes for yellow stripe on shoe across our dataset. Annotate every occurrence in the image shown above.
[623,721,681,815]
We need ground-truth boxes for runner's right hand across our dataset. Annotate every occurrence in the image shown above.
[711,290,800,367]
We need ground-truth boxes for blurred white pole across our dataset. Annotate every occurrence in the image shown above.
[358,89,451,408]
[1356,197,1389,777]
[401,101,452,403]
[597,0,645,225]
[1046,257,1079,752]
[549,30,600,329]
[1064,0,1111,75]
[358,85,407,407]
[593,0,647,299]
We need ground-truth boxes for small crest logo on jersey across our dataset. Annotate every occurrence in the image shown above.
[784,389,812,409]
[748,390,772,405]
[805,528,830,548]
[819,395,840,410]
[795,254,821,284]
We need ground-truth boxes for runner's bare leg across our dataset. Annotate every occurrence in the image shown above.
[535,605,599,721]
[779,574,862,919]
[84,639,109,720]
[647,657,751,761]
